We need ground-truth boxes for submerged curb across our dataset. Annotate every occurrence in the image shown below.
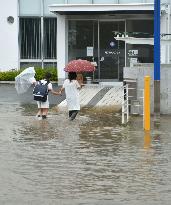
[0,81,58,84]
[0,81,15,84]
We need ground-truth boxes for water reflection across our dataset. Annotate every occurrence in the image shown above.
[144,131,151,149]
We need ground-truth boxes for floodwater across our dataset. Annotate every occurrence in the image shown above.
[1,84,171,205]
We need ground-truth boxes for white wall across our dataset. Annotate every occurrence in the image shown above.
[161,4,171,64]
[0,0,19,71]
[161,13,167,64]
[57,14,67,85]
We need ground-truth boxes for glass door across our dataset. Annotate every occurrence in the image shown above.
[68,20,97,82]
[68,20,125,82]
[97,21,125,81]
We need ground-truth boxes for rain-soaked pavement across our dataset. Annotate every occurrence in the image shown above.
[0,84,171,205]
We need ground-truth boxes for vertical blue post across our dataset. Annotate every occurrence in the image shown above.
[154,0,161,114]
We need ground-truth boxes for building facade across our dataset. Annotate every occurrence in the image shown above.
[0,0,170,84]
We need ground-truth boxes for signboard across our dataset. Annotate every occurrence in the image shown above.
[130,58,138,67]
[87,47,93,56]
[128,50,138,57]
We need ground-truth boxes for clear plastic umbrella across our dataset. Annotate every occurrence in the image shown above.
[15,67,36,94]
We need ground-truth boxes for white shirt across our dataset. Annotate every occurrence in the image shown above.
[30,77,52,91]
[63,79,81,111]
[39,79,52,91]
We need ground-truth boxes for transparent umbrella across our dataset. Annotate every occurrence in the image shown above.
[15,67,36,94]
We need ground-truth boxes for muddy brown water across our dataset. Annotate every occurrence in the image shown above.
[0,84,171,205]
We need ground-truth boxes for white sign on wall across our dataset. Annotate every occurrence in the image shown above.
[130,58,138,67]
[128,50,138,56]
[87,47,93,56]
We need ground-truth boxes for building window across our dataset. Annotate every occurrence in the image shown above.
[20,18,41,59]
[43,62,57,68]
[20,62,42,69]
[19,0,41,16]
[43,18,57,59]
[20,17,57,62]
[126,19,154,66]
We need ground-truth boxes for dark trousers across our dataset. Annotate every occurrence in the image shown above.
[69,110,79,120]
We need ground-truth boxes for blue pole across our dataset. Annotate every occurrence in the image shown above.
[154,0,160,80]
[154,0,160,114]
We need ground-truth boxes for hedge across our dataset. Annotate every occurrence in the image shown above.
[0,67,58,81]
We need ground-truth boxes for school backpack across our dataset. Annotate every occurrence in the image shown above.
[33,80,49,102]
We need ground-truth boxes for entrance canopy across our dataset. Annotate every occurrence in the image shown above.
[49,3,156,15]
[115,36,171,46]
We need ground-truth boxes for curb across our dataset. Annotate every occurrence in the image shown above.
[0,81,58,84]
[0,81,15,84]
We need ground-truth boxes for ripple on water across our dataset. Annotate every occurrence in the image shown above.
[0,103,171,204]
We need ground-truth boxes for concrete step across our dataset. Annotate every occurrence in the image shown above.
[58,84,124,110]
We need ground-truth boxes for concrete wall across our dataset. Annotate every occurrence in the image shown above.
[124,63,171,114]
[161,4,171,64]
[0,0,19,71]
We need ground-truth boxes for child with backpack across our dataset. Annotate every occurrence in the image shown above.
[32,72,60,119]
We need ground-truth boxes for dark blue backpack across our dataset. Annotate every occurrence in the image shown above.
[33,81,49,102]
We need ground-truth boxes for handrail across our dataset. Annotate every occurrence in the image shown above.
[122,84,144,124]
[122,84,129,124]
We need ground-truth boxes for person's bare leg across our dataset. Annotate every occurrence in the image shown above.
[36,108,41,117]
[40,108,44,116]
[42,108,48,119]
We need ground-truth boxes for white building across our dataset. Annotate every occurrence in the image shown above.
[0,0,170,84]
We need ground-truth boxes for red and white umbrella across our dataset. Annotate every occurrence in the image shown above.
[64,59,95,72]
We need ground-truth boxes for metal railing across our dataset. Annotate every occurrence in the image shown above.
[121,84,145,124]
[122,84,129,124]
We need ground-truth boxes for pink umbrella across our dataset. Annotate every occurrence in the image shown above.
[64,59,95,72]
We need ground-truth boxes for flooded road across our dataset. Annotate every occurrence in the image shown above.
[0,84,171,205]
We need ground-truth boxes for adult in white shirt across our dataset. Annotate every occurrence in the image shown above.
[60,72,81,120]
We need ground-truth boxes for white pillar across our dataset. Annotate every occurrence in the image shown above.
[160,12,167,64]
[160,5,171,64]
[0,0,19,71]
[57,14,68,85]
[167,5,171,64]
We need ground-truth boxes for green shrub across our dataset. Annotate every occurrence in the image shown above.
[0,67,58,81]
[34,67,57,81]
[0,70,20,81]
